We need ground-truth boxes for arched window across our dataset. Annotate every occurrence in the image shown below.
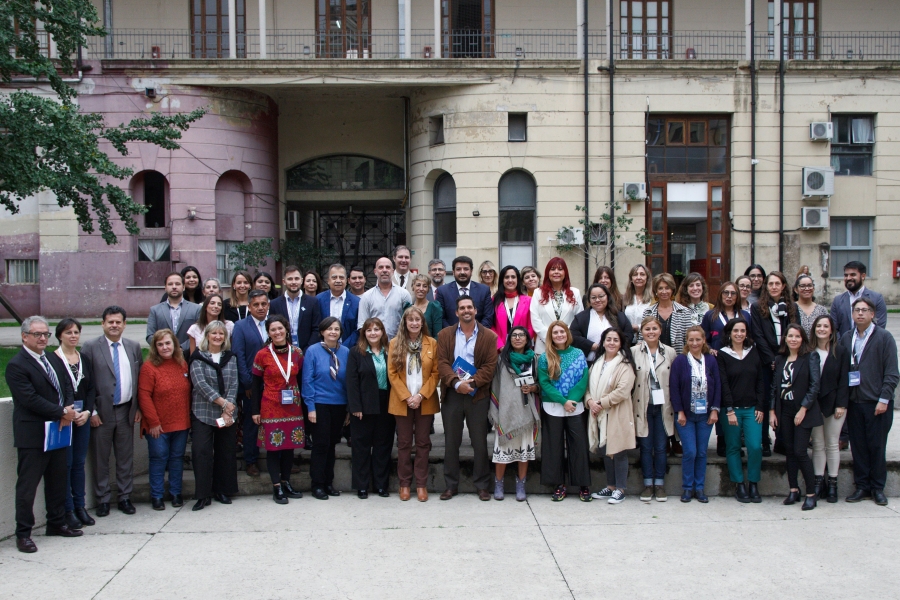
[286,155,403,191]
[130,170,171,286]
[434,173,457,266]
[498,170,536,268]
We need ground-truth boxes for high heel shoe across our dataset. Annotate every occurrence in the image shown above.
[826,476,838,504]
[814,476,825,499]
[801,494,817,511]
[783,490,801,505]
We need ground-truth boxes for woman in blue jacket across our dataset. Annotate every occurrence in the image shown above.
[670,325,721,503]
[302,316,350,500]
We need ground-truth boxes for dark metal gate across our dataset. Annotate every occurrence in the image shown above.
[318,209,406,283]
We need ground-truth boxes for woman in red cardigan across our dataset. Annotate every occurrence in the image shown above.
[491,266,534,351]
[139,329,192,511]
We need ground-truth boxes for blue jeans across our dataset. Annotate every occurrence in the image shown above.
[146,429,189,499]
[675,411,714,491]
[639,403,668,486]
[65,422,91,511]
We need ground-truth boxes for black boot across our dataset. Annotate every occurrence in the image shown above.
[734,483,750,503]
[801,494,817,511]
[814,476,825,499]
[748,482,762,503]
[281,480,302,499]
[65,511,84,530]
[826,476,838,504]
[783,490,801,505]
[273,485,288,505]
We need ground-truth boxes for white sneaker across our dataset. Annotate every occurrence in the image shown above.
[591,487,614,500]
[608,489,625,504]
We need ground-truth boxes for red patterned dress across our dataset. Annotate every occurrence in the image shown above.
[252,344,305,450]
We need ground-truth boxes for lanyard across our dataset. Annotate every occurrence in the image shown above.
[54,347,83,390]
[506,296,519,325]
[643,343,661,386]
[268,344,294,384]
[689,354,706,388]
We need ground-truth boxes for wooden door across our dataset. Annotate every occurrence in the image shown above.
[705,182,729,297]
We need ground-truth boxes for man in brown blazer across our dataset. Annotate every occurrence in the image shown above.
[437,296,498,501]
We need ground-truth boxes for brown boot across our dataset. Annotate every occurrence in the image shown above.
[399,487,411,501]
[417,487,428,502]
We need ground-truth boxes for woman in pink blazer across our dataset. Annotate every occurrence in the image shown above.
[492,266,535,350]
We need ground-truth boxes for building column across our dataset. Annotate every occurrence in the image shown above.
[258,0,267,58]
[228,0,237,58]
[434,0,441,57]
[398,0,411,58]
[576,0,584,59]
[104,0,113,58]
[744,0,752,61]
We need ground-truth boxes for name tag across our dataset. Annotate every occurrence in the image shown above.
[651,389,666,406]
[216,417,227,428]
[281,389,295,405]
[73,400,84,411]
[849,371,861,387]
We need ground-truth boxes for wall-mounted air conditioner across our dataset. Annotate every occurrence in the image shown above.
[809,122,833,141]
[557,227,584,245]
[285,210,300,231]
[802,167,835,197]
[802,207,829,229]
[623,182,647,200]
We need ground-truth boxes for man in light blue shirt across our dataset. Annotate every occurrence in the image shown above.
[358,257,411,339]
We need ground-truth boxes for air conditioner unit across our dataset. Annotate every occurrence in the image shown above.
[285,210,300,232]
[809,122,833,141]
[802,207,829,229]
[802,167,835,197]
[558,227,584,245]
[623,182,648,200]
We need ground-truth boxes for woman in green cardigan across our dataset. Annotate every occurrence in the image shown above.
[409,274,444,338]
[538,320,592,502]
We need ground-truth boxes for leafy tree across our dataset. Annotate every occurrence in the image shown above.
[0,0,205,244]
[228,237,337,276]
[556,194,652,270]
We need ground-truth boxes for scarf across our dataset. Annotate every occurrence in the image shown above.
[321,343,340,380]
[508,350,535,375]
[551,290,565,320]
[406,338,422,375]
[490,361,540,441]
[504,290,518,298]
[587,353,624,452]
[191,350,235,396]
[771,300,788,344]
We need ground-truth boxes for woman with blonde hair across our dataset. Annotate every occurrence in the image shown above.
[478,260,499,295]
[623,264,653,330]
[409,273,443,340]
[388,307,440,502]
[223,270,252,321]
[520,266,541,297]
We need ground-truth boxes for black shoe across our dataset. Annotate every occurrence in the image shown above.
[96,503,110,517]
[801,495,817,511]
[45,524,83,538]
[734,483,750,503]
[846,488,872,503]
[312,487,329,500]
[192,497,211,511]
[151,497,165,511]
[214,492,232,504]
[695,489,708,503]
[748,482,762,503]
[826,476,838,504]
[118,499,136,515]
[16,537,37,553]
[65,511,84,530]
[273,486,289,505]
[325,485,341,497]
[762,445,772,457]
[171,494,184,508]
[873,489,888,506]
[814,476,825,499]
[281,481,303,499]
[783,490,801,505]
[377,489,390,498]
[74,508,95,526]
[680,490,693,503]
[358,490,369,499]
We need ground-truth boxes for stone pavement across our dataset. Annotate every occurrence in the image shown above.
[0,494,897,599]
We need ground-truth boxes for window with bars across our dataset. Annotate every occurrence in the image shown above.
[768,1,818,60]
[434,173,457,266]
[217,240,241,284]
[620,1,671,59]
[647,116,729,176]
[6,259,38,284]
[317,0,371,58]
[191,0,246,58]
[831,115,874,176]
[830,218,872,278]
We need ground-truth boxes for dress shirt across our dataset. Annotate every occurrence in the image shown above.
[393,271,412,289]
[455,281,471,296]
[168,299,184,332]
[358,284,412,339]
[585,310,611,363]
[453,323,479,391]
[329,290,346,320]
[847,286,867,323]
[406,353,423,396]
[284,293,302,345]
[106,336,132,406]
[251,315,267,343]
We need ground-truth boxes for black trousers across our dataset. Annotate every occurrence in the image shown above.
[16,447,67,538]
[310,404,347,489]
[848,399,894,492]
[441,390,491,491]
[761,367,773,448]
[350,390,396,491]
[780,402,815,495]
[540,411,592,488]
[191,415,238,498]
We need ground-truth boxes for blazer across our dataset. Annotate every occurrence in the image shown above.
[750,301,798,367]
[588,359,637,456]
[701,308,750,351]
[434,280,495,329]
[316,290,360,348]
[269,293,321,351]
[231,315,267,390]
[529,287,584,354]
[223,299,249,322]
[6,348,75,448]
[146,300,201,352]
[81,335,143,424]
[630,342,677,438]
[669,353,722,415]
[346,346,391,415]
[436,324,499,402]
[387,336,441,416]
[771,352,822,428]
[570,308,633,363]
[839,326,900,404]
[53,348,97,415]
[490,294,535,351]
[816,344,850,417]
[830,287,887,337]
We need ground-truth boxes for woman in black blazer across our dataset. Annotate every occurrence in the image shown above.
[808,315,850,503]
[770,324,821,511]
[346,317,395,499]
[750,270,798,456]
[570,283,634,365]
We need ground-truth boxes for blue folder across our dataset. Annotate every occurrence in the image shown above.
[44,421,73,452]
[451,356,477,396]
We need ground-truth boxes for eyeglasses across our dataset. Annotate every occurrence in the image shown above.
[738,284,752,290]
[853,307,873,314]
[721,290,737,296]
[510,333,527,339]
[26,332,52,339]
[480,270,494,275]
[797,284,814,290]
[590,295,607,301]
[748,274,763,279]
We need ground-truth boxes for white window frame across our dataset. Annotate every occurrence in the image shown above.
[6,259,38,284]
[217,240,241,284]
[829,218,873,278]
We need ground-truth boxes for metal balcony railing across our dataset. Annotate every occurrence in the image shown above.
[754,31,900,60]
[615,30,746,60]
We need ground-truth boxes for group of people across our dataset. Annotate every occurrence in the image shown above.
[8,251,897,554]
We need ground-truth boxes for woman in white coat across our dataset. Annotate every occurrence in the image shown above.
[530,257,583,354]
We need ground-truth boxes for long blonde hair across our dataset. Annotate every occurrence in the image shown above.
[544,320,572,380]
[391,306,428,374]
[623,264,653,306]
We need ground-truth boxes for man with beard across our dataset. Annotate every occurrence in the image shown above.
[830,261,886,337]
[270,265,321,351]
[146,272,200,352]
[391,245,415,293]
[434,256,495,329]
[358,256,412,339]
[348,266,368,297]
[427,259,446,301]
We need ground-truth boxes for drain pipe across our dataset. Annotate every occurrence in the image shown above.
[749,0,758,264]
[582,0,590,290]
[597,0,615,269]
[777,0,785,271]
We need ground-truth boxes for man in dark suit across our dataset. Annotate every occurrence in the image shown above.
[830,261,887,337]
[145,271,201,352]
[269,265,321,351]
[81,306,144,517]
[434,255,495,329]
[7,316,83,553]
[231,290,271,477]
[316,264,360,348]
[426,259,446,301]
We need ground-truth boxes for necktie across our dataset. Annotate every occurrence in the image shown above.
[460,287,468,297]
[40,355,64,407]
[258,320,266,342]
[111,342,122,405]
[399,274,405,287]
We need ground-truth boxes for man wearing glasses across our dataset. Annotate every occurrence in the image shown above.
[426,259,446,301]
[841,297,898,506]
[316,263,359,347]
[830,261,887,337]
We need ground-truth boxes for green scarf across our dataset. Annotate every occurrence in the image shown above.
[508,350,535,375]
